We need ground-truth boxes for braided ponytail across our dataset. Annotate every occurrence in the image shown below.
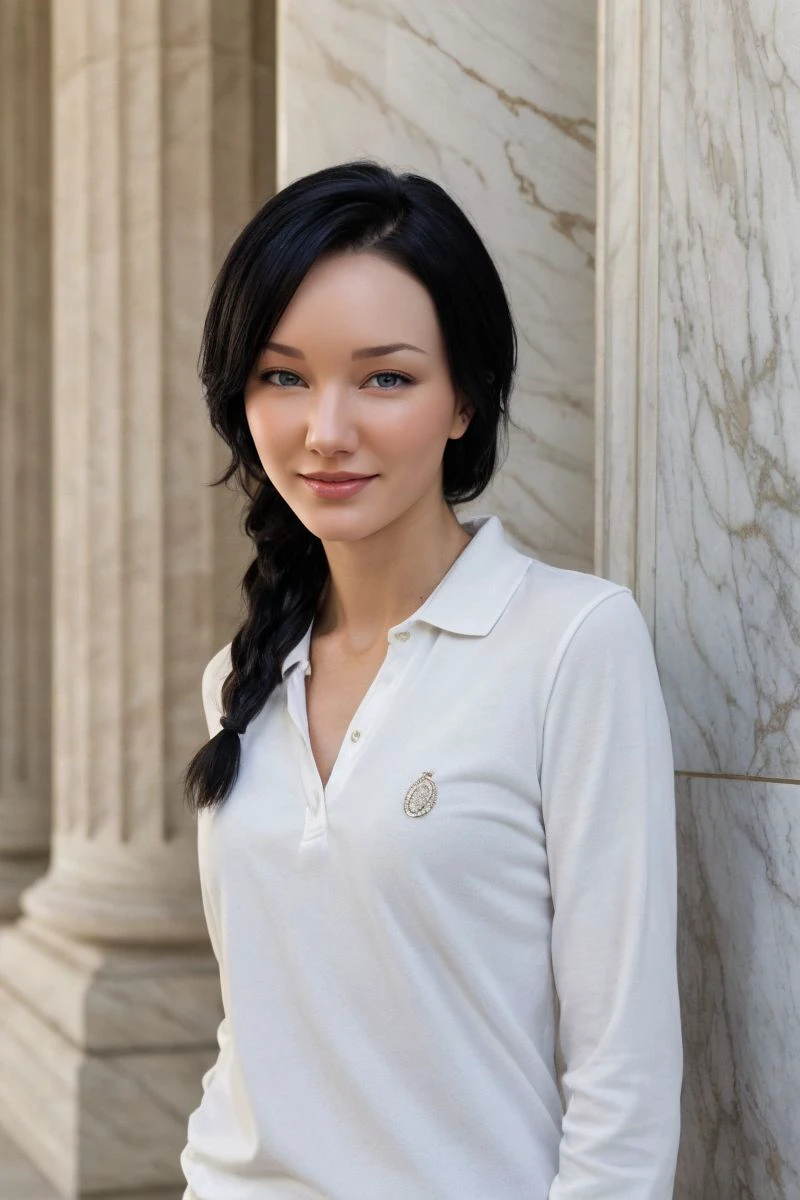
[183,490,328,812]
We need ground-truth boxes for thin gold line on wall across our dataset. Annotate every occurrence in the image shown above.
[675,770,800,787]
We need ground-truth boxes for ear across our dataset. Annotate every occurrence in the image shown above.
[449,396,474,440]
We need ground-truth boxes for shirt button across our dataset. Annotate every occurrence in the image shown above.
[395,630,411,641]
[350,729,361,742]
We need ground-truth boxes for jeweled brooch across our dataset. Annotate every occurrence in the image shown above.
[403,771,438,817]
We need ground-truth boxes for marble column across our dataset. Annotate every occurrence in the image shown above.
[0,1,274,1195]
[278,0,597,572]
[597,0,800,1194]
[0,2,52,921]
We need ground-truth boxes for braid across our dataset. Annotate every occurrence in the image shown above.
[183,490,328,813]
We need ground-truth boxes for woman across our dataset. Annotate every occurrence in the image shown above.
[180,160,683,1199]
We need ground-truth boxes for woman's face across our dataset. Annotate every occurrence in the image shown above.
[243,250,472,543]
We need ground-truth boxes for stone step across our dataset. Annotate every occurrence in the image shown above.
[0,1124,58,1199]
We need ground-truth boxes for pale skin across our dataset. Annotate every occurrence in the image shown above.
[243,249,475,788]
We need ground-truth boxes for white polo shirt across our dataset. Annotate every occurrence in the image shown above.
[180,512,682,1200]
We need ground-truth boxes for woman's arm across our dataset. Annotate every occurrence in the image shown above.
[540,587,683,1198]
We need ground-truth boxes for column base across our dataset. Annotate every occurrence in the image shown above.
[19,835,207,944]
[0,918,222,1197]
[0,855,48,922]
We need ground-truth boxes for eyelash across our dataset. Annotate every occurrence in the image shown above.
[257,369,414,390]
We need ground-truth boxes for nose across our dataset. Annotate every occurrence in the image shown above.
[304,384,359,457]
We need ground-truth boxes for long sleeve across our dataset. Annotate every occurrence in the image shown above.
[195,643,234,1086]
[540,587,683,1198]
[201,640,232,739]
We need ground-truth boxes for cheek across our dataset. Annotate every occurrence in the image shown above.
[244,399,295,458]
[243,394,262,440]
[375,392,455,460]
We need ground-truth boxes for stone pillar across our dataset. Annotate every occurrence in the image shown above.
[0,2,52,920]
[0,1,275,1195]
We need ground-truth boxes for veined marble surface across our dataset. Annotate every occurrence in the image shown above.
[278,0,597,570]
[675,775,800,1199]
[656,0,800,778]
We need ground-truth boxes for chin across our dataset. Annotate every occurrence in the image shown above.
[301,505,396,542]
[305,514,382,540]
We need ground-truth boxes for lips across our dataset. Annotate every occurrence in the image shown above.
[301,475,376,499]
[302,474,374,482]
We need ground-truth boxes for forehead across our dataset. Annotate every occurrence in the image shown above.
[272,251,439,342]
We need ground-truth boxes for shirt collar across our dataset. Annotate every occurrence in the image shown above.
[280,513,531,679]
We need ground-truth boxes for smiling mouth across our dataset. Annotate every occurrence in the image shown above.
[300,475,377,497]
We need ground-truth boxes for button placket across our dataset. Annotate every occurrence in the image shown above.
[297,624,424,830]
[302,806,326,840]
[285,667,329,838]
[325,629,413,785]
[336,624,419,761]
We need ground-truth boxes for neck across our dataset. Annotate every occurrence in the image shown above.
[313,503,473,657]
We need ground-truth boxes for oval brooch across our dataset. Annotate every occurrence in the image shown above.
[403,771,438,818]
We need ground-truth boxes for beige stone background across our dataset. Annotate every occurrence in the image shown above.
[0,0,796,1197]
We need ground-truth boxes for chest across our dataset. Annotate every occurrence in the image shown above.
[206,636,548,923]
[304,642,389,790]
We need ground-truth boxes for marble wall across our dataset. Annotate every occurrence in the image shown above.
[598,0,800,1195]
[278,0,597,571]
[657,0,800,782]
[662,2,800,1193]
[676,776,800,1199]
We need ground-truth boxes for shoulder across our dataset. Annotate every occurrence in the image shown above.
[500,557,661,709]
[513,555,638,650]
[201,640,233,738]
[513,562,663,723]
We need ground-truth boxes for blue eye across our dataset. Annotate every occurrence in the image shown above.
[368,371,412,389]
[259,369,303,386]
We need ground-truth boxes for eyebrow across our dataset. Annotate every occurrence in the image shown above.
[263,341,429,360]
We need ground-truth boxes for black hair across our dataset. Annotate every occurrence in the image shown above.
[182,159,518,813]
